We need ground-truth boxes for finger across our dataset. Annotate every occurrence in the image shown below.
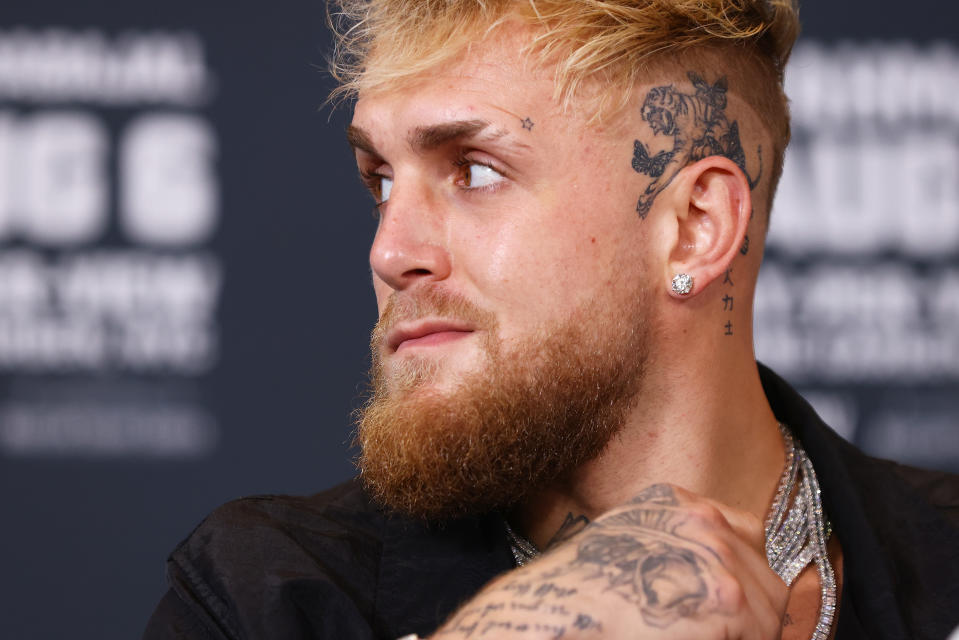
[605,484,789,629]
[627,486,789,629]
[707,500,791,615]
[693,499,790,634]
[674,500,785,625]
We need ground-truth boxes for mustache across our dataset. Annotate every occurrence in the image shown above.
[372,287,496,352]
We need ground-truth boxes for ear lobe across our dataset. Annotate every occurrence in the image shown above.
[665,156,751,297]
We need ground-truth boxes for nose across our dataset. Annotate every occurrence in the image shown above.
[369,181,452,292]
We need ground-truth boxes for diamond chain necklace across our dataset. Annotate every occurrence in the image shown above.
[505,423,836,640]
[765,423,837,640]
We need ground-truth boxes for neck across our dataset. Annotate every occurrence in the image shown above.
[512,330,784,551]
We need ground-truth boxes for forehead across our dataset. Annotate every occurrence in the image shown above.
[351,25,558,131]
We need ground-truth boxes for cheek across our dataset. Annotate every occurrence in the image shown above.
[450,220,551,323]
[482,218,558,285]
[462,216,612,314]
[454,163,638,318]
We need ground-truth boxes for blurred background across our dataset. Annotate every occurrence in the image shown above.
[0,1,956,638]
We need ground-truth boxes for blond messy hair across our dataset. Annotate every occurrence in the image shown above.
[328,0,800,210]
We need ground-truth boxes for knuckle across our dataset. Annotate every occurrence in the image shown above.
[710,538,735,565]
[688,502,729,529]
[738,511,766,546]
[715,574,748,612]
[739,510,763,533]
[628,482,685,505]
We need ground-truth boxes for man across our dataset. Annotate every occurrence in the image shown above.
[145,1,959,639]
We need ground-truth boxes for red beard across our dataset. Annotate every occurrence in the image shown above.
[356,283,651,521]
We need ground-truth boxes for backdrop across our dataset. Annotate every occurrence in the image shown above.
[1,2,957,638]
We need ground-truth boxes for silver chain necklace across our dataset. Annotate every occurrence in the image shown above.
[505,423,836,640]
[765,423,837,640]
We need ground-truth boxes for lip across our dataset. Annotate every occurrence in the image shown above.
[387,319,475,353]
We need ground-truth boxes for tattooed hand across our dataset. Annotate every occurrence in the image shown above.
[433,484,787,640]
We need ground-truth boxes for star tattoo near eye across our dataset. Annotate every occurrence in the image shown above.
[521,117,534,131]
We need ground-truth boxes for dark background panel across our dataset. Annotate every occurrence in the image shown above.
[0,3,374,638]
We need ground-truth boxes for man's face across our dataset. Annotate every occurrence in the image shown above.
[350,25,660,519]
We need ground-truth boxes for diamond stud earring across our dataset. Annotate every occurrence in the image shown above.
[671,273,694,296]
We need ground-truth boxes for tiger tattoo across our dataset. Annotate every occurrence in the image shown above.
[632,72,763,219]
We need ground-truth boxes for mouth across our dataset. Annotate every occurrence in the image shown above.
[386,319,475,353]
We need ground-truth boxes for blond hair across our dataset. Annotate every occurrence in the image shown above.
[328,0,800,209]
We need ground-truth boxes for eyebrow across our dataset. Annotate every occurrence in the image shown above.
[408,119,494,152]
[346,125,378,156]
[346,119,507,156]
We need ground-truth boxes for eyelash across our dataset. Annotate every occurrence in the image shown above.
[452,155,505,192]
[360,170,389,217]
[359,154,507,218]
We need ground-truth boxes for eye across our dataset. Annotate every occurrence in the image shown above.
[360,169,393,206]
[379,176,393,202]
[454,159,506,190]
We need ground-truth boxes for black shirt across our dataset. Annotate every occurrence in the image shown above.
[144,366,959,639]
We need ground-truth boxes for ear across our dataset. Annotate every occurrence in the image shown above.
[661,156,751,298]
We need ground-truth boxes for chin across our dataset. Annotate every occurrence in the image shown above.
[381,348,483,396]
[357,310,651,521]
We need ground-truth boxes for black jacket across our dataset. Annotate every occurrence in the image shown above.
[144,367,959,639]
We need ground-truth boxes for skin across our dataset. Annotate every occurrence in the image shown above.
[349,23,842,640]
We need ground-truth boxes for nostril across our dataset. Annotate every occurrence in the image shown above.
[406,268,432,276]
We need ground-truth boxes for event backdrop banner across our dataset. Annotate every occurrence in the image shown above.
[1,2,956,638]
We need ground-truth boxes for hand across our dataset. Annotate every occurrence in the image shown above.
[433,484,788,640]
